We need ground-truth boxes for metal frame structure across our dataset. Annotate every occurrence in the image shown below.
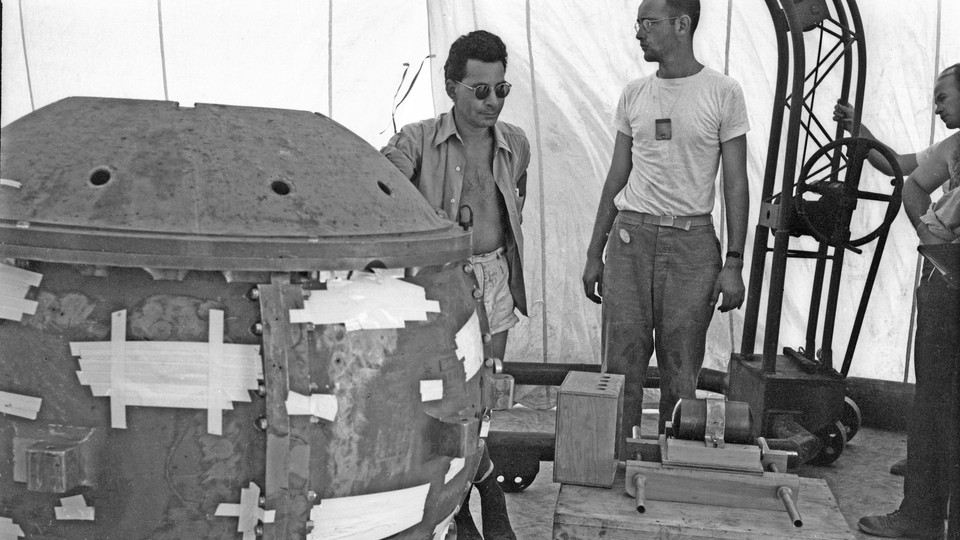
[730,0,903,464]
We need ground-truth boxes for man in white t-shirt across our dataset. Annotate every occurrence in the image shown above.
[582,0,750,445]
[836,64,959,540]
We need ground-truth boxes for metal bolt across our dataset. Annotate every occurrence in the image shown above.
[305,521,315,533]
[472,288,483,300]
[254,524,264,536]
[482,333,492,344]
[309,416,320,424]
[463,263,474,273]
[259,495,266,506]
[307,491,318,503]
[309,382,320,392]
[250,322,263,336]
[247,287,261,301]
[256,383,267,397]
[255,417,268,431]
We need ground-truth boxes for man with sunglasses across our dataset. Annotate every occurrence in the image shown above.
[582,0,750,449]
[382,30,528,540]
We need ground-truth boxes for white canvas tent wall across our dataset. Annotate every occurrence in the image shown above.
[3,0,957,406]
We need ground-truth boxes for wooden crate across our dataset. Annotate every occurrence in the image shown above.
[553,371,624,487]
[553,467,855,540]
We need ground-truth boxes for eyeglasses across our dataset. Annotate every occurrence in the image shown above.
[635,17,678,32]
[454,80,512,100]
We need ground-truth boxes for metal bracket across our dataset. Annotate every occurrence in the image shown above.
[704,398,726,448]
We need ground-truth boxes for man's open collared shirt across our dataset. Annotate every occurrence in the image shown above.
[381,109,531,315]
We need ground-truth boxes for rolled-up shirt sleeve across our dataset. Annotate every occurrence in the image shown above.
[381,126,423,183]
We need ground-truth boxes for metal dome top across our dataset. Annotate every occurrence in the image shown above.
[0,97,470,271]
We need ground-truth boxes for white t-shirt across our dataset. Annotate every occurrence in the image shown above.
[613,67,750,216]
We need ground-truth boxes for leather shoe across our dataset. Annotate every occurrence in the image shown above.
[858,510,943,538]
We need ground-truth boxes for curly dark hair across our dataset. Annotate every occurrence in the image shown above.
[444,30,508,82]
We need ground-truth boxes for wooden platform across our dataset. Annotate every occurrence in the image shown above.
[553,466,855,540]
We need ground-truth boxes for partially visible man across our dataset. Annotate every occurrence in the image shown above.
[582,0,750,448]
[381,30,528,540]
[850,64,959,540]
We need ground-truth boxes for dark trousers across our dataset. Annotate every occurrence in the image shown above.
[900,263,960,528]
[601,213,721,441]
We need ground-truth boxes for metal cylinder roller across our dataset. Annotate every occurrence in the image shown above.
[670,398,754,444]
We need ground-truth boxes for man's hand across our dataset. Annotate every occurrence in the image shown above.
[710,265,745,312]
[582,256,604,304]
[833,101,855,133]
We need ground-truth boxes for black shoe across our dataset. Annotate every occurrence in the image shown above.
[476,470,517,540]
[889,458,906,477]
[453,489,483,540]
[858,510,944,538]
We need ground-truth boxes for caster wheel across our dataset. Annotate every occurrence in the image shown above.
[495,457,540,493]
[841,396,862,441]
[807,420,847,466]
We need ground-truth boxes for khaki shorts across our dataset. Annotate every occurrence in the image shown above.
[470,247,519,335]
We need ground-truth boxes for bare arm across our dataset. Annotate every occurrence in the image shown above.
[711,134,749,312]
[902,141,953,245]
[582,132,633,303]
[833,101,918,176]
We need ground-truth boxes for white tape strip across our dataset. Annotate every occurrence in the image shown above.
[455,311,483,381]
[72,310,261,434]
[0,263,42,288]
[444,457,465,484]
[0,516,24,539]
[215,483,273,540]
[309,483,430,540]
[0,263,42,321]
[289,272,440,331]
[55,495,95,521]
[419,380,444,402]
[0,179,22,189]
[432,509,457,540]
[0,391,41,420]
[285,392,338,421]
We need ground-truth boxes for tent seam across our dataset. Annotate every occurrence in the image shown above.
[328,0,334,118]
[525,0,548,363]
[17,0,35,112]
[905,0,942,382]
[157,0,169,101]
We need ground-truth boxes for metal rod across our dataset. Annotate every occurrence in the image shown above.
[841,229,890,376]
[778,486,803,527]
[804,242,831,359]
[634,474,646,514]
[741,0,793,357]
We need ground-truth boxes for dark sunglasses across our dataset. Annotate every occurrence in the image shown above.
[454,80,512,100]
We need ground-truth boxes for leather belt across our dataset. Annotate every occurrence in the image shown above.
[618,210,713,231]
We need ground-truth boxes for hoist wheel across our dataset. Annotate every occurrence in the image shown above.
[793,136,904,248]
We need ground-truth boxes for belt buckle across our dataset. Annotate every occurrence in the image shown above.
[660,215,675,227]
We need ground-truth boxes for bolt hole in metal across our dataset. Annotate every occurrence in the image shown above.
[377,181,392,196]
[88,167,112,186]
[271,180,292,195]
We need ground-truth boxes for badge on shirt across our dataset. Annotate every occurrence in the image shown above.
[655,118,672,140]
